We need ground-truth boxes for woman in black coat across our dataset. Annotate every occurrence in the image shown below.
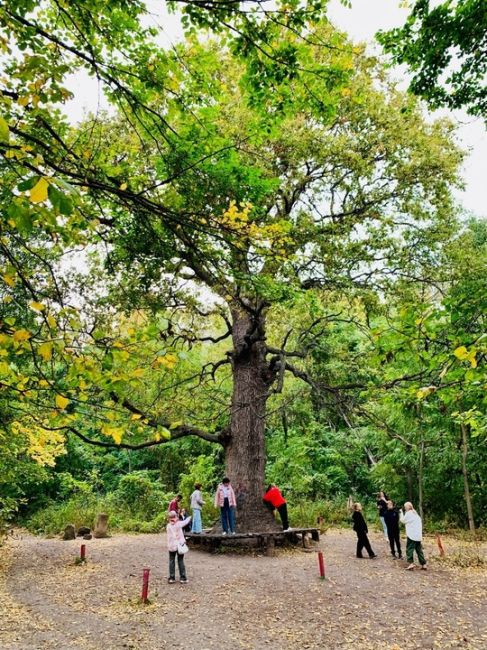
[352,503,377,559]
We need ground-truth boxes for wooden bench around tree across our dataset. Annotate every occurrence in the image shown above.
[185,528,320,554]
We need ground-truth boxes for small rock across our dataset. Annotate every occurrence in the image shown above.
[77,526,91,536]
[83,533,93,540]
[63,524,76,540]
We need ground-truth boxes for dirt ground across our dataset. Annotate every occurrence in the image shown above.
[1,528,486,650]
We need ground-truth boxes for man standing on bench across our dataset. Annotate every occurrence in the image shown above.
[263,484,291,532]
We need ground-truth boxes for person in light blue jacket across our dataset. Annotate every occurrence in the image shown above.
[190,483,205,533]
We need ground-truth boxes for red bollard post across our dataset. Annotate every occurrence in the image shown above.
[436,534,445,557]
[80,544,86,561]
[141,568,150,603]
[318,551,325,579]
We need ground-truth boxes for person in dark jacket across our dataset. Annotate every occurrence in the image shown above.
[352,503,377,559]
[384,500,402,559]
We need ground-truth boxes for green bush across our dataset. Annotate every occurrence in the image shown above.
[289,497,352,529]
[112,471,169,518]
[24,472,171,536]
[26,492,100,535]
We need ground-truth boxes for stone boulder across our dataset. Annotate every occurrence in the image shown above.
[76,526,91,537]
[93,513,109,539]
[63,524,76,540]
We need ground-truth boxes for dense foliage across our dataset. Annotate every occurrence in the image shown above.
[0,1,485,535]
[378,0,487,119]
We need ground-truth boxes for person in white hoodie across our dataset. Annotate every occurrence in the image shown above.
[400,502,427,571]
[167,510,191,583]
[190,483,205,533]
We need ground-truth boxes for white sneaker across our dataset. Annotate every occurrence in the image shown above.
[222,531,227,535]
[231,531,236,535]
[283,528,292,532]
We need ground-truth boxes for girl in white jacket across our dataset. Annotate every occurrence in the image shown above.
[166,510,191,583]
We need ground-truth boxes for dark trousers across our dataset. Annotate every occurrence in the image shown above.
[277,503,289,530]
[406,537,426,565]
[169,551,187,580]
[388,528,402,557]
[356,531,375,558]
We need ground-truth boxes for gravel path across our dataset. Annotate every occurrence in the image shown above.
[1,529,486,650]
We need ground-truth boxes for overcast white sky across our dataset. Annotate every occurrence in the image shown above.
[64,0,486,218]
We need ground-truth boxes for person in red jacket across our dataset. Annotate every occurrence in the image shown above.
[263,484,291,531]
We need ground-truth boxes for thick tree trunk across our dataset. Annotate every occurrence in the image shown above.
[460,423,475,534]
[221,306,280,533]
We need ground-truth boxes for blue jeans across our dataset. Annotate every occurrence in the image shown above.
[380,516,388,538]
[191,508,202,533]
[220,499,235,533]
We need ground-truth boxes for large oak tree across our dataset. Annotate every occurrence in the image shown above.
[1,5,463,530]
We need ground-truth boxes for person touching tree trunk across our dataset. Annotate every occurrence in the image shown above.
[263,484,291,532]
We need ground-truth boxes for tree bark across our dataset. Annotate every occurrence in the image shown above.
[460,423,475,534]
[221,305,280,533]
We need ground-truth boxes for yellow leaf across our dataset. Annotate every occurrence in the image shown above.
[3,273,16,287]
[453,346,468,360]
[13,329,31,342]
[155,353,177,369]
[55,394,69,410]
[29,177,49,203]
[47,314,56,328]
[416,385,436,399]
[119,182,127,190]
[131,413,142,420]
[439,365,448,379]
[29,301,45,312]
[38,341,53,361]
[131,367,145,377]
[0,115,9,141]
[101,424,123,445]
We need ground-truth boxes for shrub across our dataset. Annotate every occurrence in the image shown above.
[25,493,100,535]
[112,471,169,518]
